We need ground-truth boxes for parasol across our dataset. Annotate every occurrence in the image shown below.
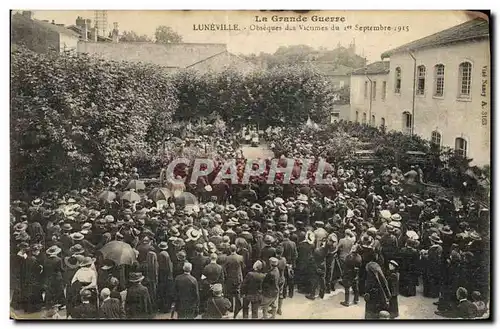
[98,190,116,203]
[148,187,173,202]
[175,192,198,207]
[120,190,141,203]
[99,241,136,265]
[126,180,146,191]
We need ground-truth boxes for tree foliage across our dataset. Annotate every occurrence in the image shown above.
[170,65,336,128]
[154,25,183,44]
[10,47,177,196]
[119,30,152,42]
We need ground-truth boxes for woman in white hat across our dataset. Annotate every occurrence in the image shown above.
[68,256,97,318]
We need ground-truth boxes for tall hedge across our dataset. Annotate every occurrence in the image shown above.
[10,48,177,196]
[171,65,336,128]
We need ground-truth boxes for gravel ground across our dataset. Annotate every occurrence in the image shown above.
[11,284,444,320]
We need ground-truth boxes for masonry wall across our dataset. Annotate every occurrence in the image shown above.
[350,73,390,127]
[189,52,257,74]
[385,39,490,165]
[77,41,227,69]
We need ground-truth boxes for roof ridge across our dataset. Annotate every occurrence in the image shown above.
[381,18,489,59]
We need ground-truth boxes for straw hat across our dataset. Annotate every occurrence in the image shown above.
[45,245,62,256]
[129,272,145,283]
[305,231,315,245]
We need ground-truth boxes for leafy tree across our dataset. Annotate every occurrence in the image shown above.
[154,25,183,44]
[10,47,177,197]
[120,30,152,42]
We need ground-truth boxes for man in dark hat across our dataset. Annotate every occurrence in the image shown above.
[191,243,209,282]
[296,231,314,294]
[240,260,266,319]
[261,257,280,319]
[60,223,74,256]
[24,244,44,313]
[340,246,362,307]
[280,230,297,298]
[173,262,199,319]
[98,287,125,319]
[44,245,65,308]
[125,272,153,319]
[224,244,245,317]
[261,235,277,272]
[307,244,327,301]
[157,241,174,313]
[201,253,225,313]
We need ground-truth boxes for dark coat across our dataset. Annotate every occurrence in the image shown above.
[203,296,231,319]
[203,262,224,284]
[280,238,298,267]
[342,252,362,285]
[456,299,477,319]
[125,282,153,319]
[387,271,400,318]
[174,273,200,313]
[260,245,276,271]
[72,302,98,319]
[99,298,125,319]
[43,255,65,306]
[262,267,280,298]
[364,262,391,319]
[191,253,209,281]
[241,271,266,298]
[224,253,245,284]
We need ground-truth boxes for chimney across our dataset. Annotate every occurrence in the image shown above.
[112,22,119,43]
[90,27,98,42]
[51,20,55,25]
[22,11,32,20]
[82,19,88,41]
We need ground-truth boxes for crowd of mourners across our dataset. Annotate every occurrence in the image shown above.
[10,126,490,320]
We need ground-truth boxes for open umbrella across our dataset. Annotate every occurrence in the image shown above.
[121,190,141,203]
[126,180,146,191]
[99,241,136,265]
[148,187,173,202]
[175,192,198,207]
[98,190,116,203]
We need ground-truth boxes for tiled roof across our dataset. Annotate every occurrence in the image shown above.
[381,18,489,58]
[351,61,390,75]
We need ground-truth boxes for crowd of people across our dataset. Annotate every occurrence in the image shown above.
[10,126,490,320]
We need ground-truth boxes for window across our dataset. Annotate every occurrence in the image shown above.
[331,112,340,123]
[382,81,387,100]
[381,117,386,128]
[458,62,472,98]
[372,81,377,100]
[402,111,412,134]
[339,80,345,88]
[431,131,441,146]
[364,81,368,98]
[362,112,367,125]
[417,65,426,95]
[434,64,445,97]
[355,111,359,123]
[394,67,401,93]
[455,137,467,157]
[371,115,376,126]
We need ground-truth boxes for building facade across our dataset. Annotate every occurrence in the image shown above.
[11,11,80,53]
[349,61,390,128]
[381,18,490,165]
